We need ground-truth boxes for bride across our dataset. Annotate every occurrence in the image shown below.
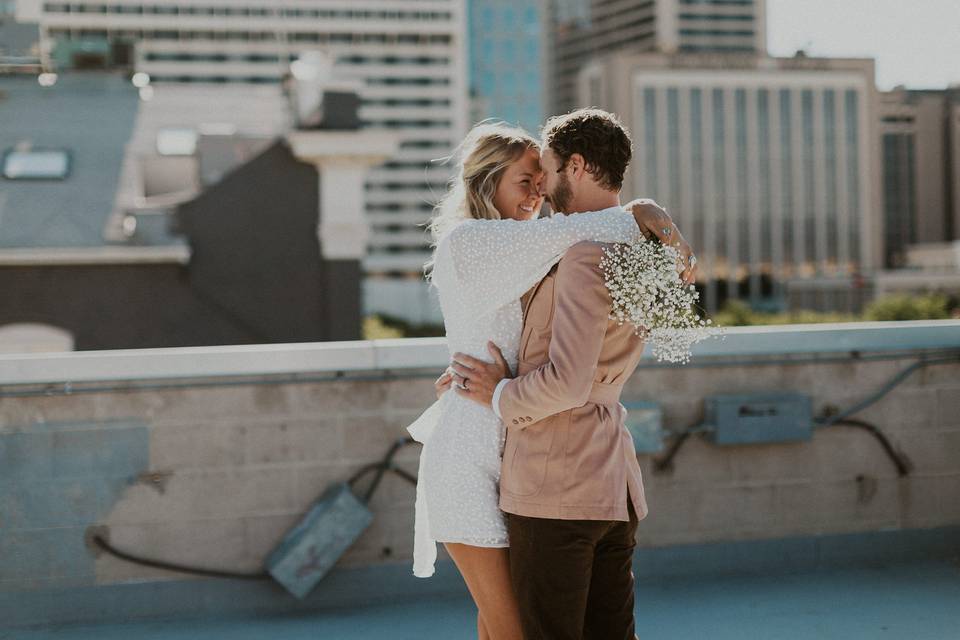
[408,121,689,640]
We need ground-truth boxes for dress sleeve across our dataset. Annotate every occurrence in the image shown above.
[441,208,640,315]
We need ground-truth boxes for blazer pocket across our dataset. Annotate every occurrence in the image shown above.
[502,414,561,498]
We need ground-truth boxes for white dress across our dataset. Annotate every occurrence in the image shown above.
[407,206,642,577]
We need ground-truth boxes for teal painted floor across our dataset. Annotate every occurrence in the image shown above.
[7,560,960,640]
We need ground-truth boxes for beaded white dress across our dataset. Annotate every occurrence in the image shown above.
[407,206,641,578]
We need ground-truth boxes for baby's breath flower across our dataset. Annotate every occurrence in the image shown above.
[600,239,725,364]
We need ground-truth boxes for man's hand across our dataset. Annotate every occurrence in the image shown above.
[625,198,698,286]
[450,342,512,409]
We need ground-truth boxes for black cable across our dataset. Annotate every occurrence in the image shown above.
[91,535,270,580]
[828,418,913,476]
[347,437,419,503]
[815,353,960,429]
[652,354,958,474]
[92,437,420,578]
[653,428,695,473]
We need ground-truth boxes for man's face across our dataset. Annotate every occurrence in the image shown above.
[539,147,574,214]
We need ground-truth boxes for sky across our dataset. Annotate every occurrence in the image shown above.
[766,0,960,90]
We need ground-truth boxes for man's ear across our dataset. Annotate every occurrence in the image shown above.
[567,153,587,181]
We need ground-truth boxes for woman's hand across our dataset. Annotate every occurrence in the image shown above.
[434,369,453,399]
[625,198,698,285]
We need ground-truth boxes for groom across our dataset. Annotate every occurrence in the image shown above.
[452,108,697,639]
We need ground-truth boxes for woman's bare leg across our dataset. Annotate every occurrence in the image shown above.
[445,543,523,640]
[478,612,491,640]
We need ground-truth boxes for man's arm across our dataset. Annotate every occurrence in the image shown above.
[497,241,611,426]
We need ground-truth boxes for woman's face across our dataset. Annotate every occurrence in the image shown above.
[493,147,545,221]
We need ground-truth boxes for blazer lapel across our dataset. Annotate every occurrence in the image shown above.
[522,265,555,319]
[519,265,557,356]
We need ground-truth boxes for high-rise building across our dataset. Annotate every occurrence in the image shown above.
[0,0,40,72]
[581,52,881,314]
[548,0,767,114]
[16,0,469,323]
[467,0,545,134]
[879,87,960,268]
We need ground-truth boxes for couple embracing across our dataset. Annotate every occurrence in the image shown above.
[407,108,698,640]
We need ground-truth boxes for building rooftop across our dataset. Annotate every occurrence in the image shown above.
[0,18,39,58]
[10,558,960,640]
[0,72,139,249]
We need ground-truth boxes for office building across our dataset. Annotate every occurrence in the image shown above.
[548,0,767,114]
[581,52,881,314]
[879,87,960,268]
[16,0,469,322]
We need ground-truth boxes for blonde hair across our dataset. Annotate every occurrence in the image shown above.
[426,122,539,252]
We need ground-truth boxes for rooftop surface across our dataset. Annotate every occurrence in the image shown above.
[7,559,960,640]
[0,72,138,249]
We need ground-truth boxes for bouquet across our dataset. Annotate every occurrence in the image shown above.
[600,237,725,364]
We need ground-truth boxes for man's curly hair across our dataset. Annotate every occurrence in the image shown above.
[541,108,632,191]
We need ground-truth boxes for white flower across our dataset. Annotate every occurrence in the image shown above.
[599,240,725,364]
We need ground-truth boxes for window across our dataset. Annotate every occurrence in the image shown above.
[156,128,197,156]
[2,148,71,180]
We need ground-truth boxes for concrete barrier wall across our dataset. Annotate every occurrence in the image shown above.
[1,322,958,607]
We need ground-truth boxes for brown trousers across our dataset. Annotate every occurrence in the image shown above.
[505,499,640,640]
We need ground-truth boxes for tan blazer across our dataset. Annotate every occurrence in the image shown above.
[498,241,649,522]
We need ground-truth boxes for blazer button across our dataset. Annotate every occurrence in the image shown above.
[512,419,519,425]
[525,416,532,421]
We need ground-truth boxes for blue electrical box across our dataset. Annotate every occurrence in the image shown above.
[622,400,666,453]
[703,392,812,445]
[267,482,373,599]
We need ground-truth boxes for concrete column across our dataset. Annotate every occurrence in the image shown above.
[768,87,785,297]
[286,130,398,338]
[287,131,397,261]
[701,87,719,314]
[952,105,960,240]
[723,88,738,298]
[745,87,762,302]
[655,0,680,54]
[812,88,828,273]
[790,89,806,274]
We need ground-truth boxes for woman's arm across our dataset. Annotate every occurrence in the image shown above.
[623,198,698,285]
[442,206,641,314]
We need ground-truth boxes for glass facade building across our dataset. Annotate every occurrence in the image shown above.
[468,0,543,133]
